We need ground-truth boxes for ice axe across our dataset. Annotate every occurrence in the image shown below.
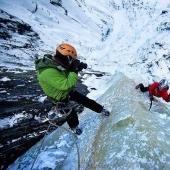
[149,95,154,111]
[149,100,152,110]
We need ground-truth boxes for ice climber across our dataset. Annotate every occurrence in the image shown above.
[135,79,170,102]
[35,43,110,135]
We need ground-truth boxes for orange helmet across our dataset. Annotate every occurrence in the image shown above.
[56,43,77,59]
[54,43,77,69]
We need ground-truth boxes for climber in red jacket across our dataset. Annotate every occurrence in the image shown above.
[135,79,170,102]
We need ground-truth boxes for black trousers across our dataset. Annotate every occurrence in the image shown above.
[139,83,149,92]
[65,90,103,128]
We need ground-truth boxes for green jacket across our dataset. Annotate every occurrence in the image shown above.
[35,54,78,102]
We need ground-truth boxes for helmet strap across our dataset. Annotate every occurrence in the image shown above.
[67,56,74,66]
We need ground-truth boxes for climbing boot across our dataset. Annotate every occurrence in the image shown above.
[101,109,110,116]
[135,83,142,89]
[71,126,82,135]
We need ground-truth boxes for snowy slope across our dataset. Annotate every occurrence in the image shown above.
[0,0,114,71]
[1,0,170,88]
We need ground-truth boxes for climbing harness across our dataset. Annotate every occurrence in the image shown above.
[47,102,72,121]
[47,101,84,123]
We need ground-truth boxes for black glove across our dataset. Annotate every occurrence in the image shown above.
[149,94,154,101]
[70,59,87,73]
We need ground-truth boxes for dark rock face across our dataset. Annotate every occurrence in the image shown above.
[0,10,54,169]
[0,71,45,112]
[0,71,52,170]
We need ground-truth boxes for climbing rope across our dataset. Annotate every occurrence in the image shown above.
[30,124,51,170]
[49,121,80,170]
[30,110,80,170]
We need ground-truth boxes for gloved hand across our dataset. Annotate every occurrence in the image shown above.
[149,94,154,101]
[70,59,87,73]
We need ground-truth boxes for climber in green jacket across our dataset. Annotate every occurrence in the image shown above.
[35,43,110,135]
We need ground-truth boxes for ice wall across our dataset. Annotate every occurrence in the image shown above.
[9,72,170,170]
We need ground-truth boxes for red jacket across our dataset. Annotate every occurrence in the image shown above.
[149,82,169,102]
